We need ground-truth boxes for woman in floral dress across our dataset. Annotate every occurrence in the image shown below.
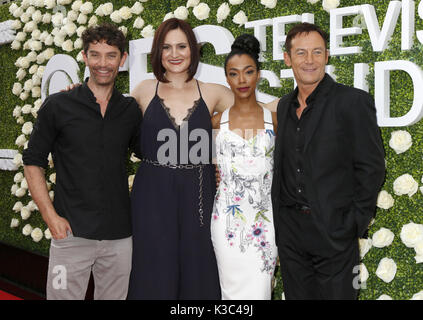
[211,34,278,300]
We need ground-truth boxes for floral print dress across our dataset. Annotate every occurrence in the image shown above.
[211,106,278,300]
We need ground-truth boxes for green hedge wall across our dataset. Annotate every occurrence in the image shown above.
[1,0,422,300]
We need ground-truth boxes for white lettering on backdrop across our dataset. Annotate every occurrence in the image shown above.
[41,1,423,127]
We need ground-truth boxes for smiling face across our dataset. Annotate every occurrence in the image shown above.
[82,40,127,87]
[161,28,191,76]
[225,54,260,99]
[284,31,328,91]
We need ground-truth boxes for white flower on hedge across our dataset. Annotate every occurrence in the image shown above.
[42,13,52,24]
[141,25,155,38]
[163,12,175,21]
[44,0,56,9]
[400,222,423,248]
[119,6,133,20]
[10,219,20,229]
[12,20,22,30]
[26,51,37,63]
[372,227,394,248]
[88,16,98,27]
[20,12,30,24]
[95,5,106,16]
[32,74,41,87]
[29,40,42,51]
[217,3,230,23]
[43,48,55,60]
[71,0,83,12]
[229,0,244,4]
[31,228,43,242]
[23,21,37,33]
[76,26,86,37]
[110,11,122,23]
[44,228,52,240]
[131,2,144,15]
[76,51,84,62]
[20,177,28,189]
[13,105,22,118]
[193,3,210,21]
[15,134,27,147]
[11,40,21,50]
[13,153,23,167]
[32,10,42,23]
[74,38,83,49]
[9,2,18,14]
[16,69,26,81]
[77,13,88,25]
[54,35,65,47]
[34,0,44,7]
[377,294,393,300]
[389,130,412,154]
[261,0,277,9]
[15,187,27,198]
[20,206,31,220]
[12,82,23,96]
[31,29,41,41]
[414,240,423,263]
[233,10,248,26]
[359,238,372,259]
[49,190,55,201]
[12,7,24,19]
[376,190,394,209]
[44,35,54,46]
[63,22,77,36]
[80,2,93,15]
[102,3,114,16]
[66,10,78,22]
[20,91,30,101]
[13,201,23,212]
[187,0,200,7]
[15,32,26,42]
[174,6,189,20]
[375,257,397,283]
[62,39,74,52]
[22,122,33,135]
[130,153,141,163]
[119,26,128,37]
[52,12,64,27]
[49,173,56,184]
[32,86,41,98]
[393,173,418,197]
[411,290,423,300]
[322,0,340,12]
[134,17,145,29]
[11,184,18,196]
[128,174,135,191]
[27,200,38,212]
[359,263,369,283]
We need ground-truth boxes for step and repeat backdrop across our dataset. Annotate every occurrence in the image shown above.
[0,0,423,299]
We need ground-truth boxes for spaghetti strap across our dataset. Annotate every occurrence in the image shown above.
[155,81,160,95]
[196,80,202,98]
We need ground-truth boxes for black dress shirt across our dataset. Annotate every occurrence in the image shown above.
[23,80,142,240]
[280,75,327,206]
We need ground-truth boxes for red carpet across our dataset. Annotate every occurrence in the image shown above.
[0,290,22,300]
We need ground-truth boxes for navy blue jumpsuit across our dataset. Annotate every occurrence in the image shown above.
[127,81,221,299]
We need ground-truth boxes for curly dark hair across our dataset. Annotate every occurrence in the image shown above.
[81,23,127,55]
[224,33,261,75]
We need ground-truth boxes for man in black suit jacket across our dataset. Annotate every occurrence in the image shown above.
[271,23,385,299]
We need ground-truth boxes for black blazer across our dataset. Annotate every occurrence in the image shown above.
[271,74,385,250]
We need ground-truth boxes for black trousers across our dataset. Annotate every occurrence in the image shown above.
[275,206,360,300]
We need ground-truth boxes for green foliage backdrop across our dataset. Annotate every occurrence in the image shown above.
[1,0,422,299]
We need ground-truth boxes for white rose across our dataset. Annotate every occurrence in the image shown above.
[141,25,155,38]
[62,39,74,52]
[76,51,84,62]
[102,3,114,16]
[375,257,397,283]
[32,74,41,86]
[11,40,21,50]
[133,17,145,29]
[45,0,56,9]
[32,10,42,23]
[377,294,393,300]
[21,104,32,114]
[16,32,27,42]
[49,190,55,201]
[186,0,200,7]
[372,227,395,248]
[74,38,83,49]
[29,64,39,76]
[43,48,55,60]
[15,134,27,147]
[64,22,77,36]
[32,86,41,98]
[77,13,88,25]
[400,222,423,248]
[29,40,42,51]
[322,0,340,12]
[233,10,248,26]
[26,51,37,62]
[31,227,43,242]
[359,263,369,283]
[42,13,52,24]
[10,219,20,228]
[359,238,372,259]
[389,130,412,154]
[49,173,56,184]
[216,3,230,23]
[393,174,418,197]
[71,0,83,11]
[21,12,30,24]
[13,105,22,118]
[31,29,41,40]
[130,153,141,163]
[261,0,277,9]
[14,172,24,183]
[12,19,22,30]
[13,201,24,212]
[163,12,175,21]
[119,6,132,20]
[22,224,33,236]
[131,2,144,15]
[11,184,18,195]
[51,12,64,27]
[95,5,105,16]
[12,82,23,96]
[44,228,52,240]
[54,35,65,47]
[12,7,24,19]
[21,207,31,220]
[16,69,26,81]
[174,6,189,20]
[20,178,28,189]
[119,26,128,37]
[80,2,93,15]
[9,3,18,15]
[415,240,423,256]
[13,153,23,167]
[376,190,394,209]
[110,11,122,23]
[76,26,86,37]
[23,21,37,33]
[66,10,78,22]
[20,91,30,101]
[27,200,38,212]
[193,3,210,21]
[34,0,44,6]
[229,0,244,4]
[128,174,135,191]
[22,122,33,135]
[88,16,98,27]
[44,35,53,46]
[411,290,423,300]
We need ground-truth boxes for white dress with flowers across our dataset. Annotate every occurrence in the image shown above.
[211,106,277,300]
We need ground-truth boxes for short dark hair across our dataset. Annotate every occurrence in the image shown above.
[82,23,127,56]
[224,33,260,75]
[151,18,199,83]
[285,22,328,55]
